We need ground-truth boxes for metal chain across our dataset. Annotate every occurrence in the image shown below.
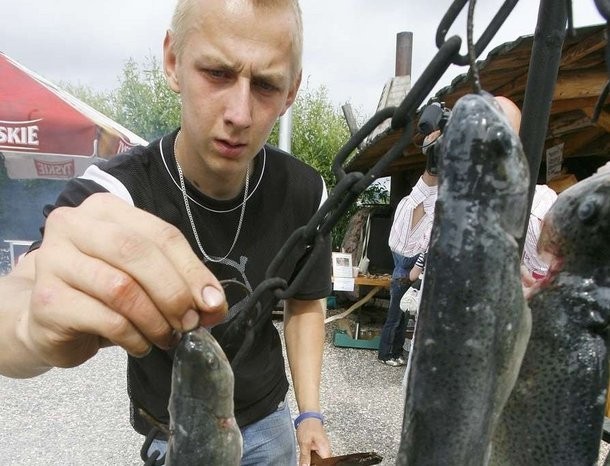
[219,0,525,368]
[593,0,610,122]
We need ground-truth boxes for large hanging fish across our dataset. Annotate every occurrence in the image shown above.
[397,93,531,465]
[490,172,610,465]
[165,327,242,466]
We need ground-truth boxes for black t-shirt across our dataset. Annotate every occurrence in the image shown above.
[40,129,332,433]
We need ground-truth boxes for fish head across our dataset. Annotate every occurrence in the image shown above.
[172,327,235,415]
[538,172,610,271]
[439,92,530,238]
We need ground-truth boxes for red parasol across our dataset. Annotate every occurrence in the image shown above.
[0,51,147,180]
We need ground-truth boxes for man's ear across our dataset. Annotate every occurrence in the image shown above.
[163,30,180,93]
[280,70,302,116]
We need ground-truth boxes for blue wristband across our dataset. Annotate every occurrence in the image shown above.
[294,411,324,429]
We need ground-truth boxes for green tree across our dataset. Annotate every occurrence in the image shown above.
[63,56,180,142]
[269,85,388,248]
[112,57,181,141]
[59,82,115,118]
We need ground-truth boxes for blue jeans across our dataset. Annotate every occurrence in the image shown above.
[146,400,296,465]
[378,251,417,361]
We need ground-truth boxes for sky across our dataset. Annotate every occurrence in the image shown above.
[0,0,605,121]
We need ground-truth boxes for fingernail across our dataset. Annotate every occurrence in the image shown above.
[131,344,152,359]
[202,286,224,308]
[182,309,200,331]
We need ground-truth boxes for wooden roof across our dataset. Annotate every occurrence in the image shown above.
[347,24,610,181]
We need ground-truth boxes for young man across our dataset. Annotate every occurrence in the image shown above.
[0,0,332,464]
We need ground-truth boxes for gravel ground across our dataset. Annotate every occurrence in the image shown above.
[0,346,142,465]
[1,309,608,465]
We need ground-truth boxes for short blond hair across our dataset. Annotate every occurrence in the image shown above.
[170,0,303,79]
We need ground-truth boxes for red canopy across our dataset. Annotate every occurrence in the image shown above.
[0,51,147,180]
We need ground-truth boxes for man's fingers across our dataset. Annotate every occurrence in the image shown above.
[28,279,152,366]
[42,212,194,333]
[84,194,228,318]
[146,221,228,325]
[299,446,312,466]
[39,243,179,350]
[297,421,332,466]
[47,195,227,329]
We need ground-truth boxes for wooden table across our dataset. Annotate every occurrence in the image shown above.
[325,275,392,324]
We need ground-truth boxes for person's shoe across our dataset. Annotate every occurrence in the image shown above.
[378,358,401,367]
[395,355,408,366]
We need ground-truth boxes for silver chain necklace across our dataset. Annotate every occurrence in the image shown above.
[161,138,266,213]
[174,131,250,263]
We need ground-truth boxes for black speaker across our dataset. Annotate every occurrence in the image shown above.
[365,205,394,275]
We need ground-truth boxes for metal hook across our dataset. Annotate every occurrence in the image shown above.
[436,0,520,66]
[140,426,167,466]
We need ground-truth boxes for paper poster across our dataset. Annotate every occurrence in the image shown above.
[332,252,353,278]
[333,276,355,292]
[332,252,355,291]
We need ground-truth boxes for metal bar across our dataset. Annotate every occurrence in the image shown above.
[341,103,360,137]
[518,0,567,254]
[278,108,292,153]
[391,36,462,130]
[395,31,413,77]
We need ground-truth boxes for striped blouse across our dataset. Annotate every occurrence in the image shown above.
[388,176,438,258]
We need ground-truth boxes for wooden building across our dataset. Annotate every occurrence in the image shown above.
[347,24,610,200]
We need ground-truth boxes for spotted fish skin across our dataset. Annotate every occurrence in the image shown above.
[165,327,242,466]
[490,173,610,465]
[397,93,531,465]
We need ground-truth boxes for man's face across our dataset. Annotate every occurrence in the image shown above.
[164,0,301,179]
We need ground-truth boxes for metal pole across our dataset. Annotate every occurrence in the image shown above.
[518,0,567,253]
[391,31,414,206]
[342,103,360,137]
[279,107,293,153]
[396,31,413,77]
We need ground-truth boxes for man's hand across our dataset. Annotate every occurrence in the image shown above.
[296,418,331,466]
[5,193,227,375]
[422,129,441,150]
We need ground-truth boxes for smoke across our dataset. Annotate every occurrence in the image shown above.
[0,247,10,275]
[0,161,66,273]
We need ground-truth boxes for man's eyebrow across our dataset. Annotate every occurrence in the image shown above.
[198,55,236,71]
[195,51,233,68]
[251,71,288,86]
[198,54,289,86]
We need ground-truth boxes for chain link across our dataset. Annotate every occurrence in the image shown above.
[436,0,520,66]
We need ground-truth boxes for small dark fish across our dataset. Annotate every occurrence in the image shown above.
[490,172,610,465]
[165,327,242,466]
[397,93,531,465]
[310,451,383,466]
